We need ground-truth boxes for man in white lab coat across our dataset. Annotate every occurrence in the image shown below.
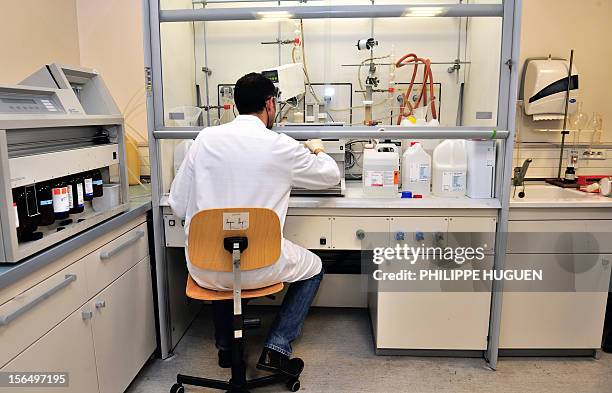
[169,72,341,377]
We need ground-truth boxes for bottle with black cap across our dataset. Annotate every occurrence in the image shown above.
[13,186,42,242]
[36,181,56,226]
[91,169,104,198]
[51,178,70,219]
[83,171,94,201]
[69,174,85,214]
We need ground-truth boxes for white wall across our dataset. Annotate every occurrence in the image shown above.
[0,0,80,84]
[517,0,612,145]
[184,0,504,128]
[515,0,612,178]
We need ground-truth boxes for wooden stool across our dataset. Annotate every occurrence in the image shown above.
[170,208,300,393]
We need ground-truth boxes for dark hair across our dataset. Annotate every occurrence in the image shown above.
[234,72,277,115]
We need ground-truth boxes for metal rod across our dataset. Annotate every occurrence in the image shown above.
[194,0,306,3]
[154,126,508,140]
[342,61,471,67]
[556,49,574,179]
[486,0,522,371]
[161,4,504,23]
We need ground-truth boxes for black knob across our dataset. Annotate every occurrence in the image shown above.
[319,237,327,245]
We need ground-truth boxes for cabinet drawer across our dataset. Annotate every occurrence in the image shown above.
[85,222,149,296]
[91,257,156,393]
[284,216,332,249]
[0,259,88,368]
[1,304,98,393]
[507,220,612,254]
[447,216,497,254]
[331,217,389,250]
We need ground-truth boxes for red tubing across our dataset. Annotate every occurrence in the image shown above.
[394,54,437,125]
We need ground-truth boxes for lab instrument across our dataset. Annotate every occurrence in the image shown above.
[261,63,306,102]
[0,64,128,263]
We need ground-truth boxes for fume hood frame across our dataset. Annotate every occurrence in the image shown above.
[142,0,523,370]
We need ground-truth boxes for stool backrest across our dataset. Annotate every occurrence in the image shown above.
[188,208,281,272]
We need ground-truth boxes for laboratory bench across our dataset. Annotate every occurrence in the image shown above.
[0,186,155,393]
[501,182,612,354]
[161,181,500,355]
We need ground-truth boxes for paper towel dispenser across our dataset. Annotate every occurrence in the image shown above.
[523,58,579,121]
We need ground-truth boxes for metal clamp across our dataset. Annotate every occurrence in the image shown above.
[100,230,145,260]
[82,310,93,320]
[0,274,77,326]
[95,300,107,309]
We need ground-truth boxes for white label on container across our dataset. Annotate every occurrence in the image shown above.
[13,203,19,228]
[76,183,84,206]
[365,171,397,187]
[419,164,430,182]
[67,186,74,209]
[452,172,466,191]
[442,171,452,192]
[409,163,419,183]
[93,179,103,186]
[40,199,53,206]
[84,178,93,195]
[52,187,70,213]
[223,212,249,230]
[442,171,466,192]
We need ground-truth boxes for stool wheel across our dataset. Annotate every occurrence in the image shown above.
[286,378,300,392]
[170,383,184,393]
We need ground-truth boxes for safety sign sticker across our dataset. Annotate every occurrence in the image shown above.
[223,212,249,230]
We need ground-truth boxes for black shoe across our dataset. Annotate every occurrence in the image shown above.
[218,349,232,368]
[256,348,304,378]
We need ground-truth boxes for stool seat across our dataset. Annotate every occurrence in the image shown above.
[186,275,284,301]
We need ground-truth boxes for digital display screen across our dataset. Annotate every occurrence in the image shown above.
[262,70,279,83]
[2,98,36,104]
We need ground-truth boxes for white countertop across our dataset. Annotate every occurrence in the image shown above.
[509,183,612,208]
[288,182,501,209]
[160,182,501,210]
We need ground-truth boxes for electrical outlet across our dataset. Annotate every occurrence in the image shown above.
[580,149,607,160]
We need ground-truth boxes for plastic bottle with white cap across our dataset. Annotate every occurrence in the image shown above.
[401,142,431,196]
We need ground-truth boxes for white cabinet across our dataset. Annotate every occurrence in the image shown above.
[2,305,98,393]
[284,216,332,249]
[502,218,612,350]
[331,217,389,250]
[0,216,155,393]
[90,257,156,393]
[0,259,88,368]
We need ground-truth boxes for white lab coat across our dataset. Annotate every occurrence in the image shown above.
[168,115,341,290]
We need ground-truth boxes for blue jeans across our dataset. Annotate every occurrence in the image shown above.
[213,268,324,357]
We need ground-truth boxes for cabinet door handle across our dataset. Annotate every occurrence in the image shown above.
[0,274,77,327]
[100,230,145,260]
[95,300,106,309]
[356,229,366,240]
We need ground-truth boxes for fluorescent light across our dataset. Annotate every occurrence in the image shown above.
[403,7,445,17]
[257,11,294,20]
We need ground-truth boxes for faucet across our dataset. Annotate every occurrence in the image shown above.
[513,159,532,198]
[513,159,532,186]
